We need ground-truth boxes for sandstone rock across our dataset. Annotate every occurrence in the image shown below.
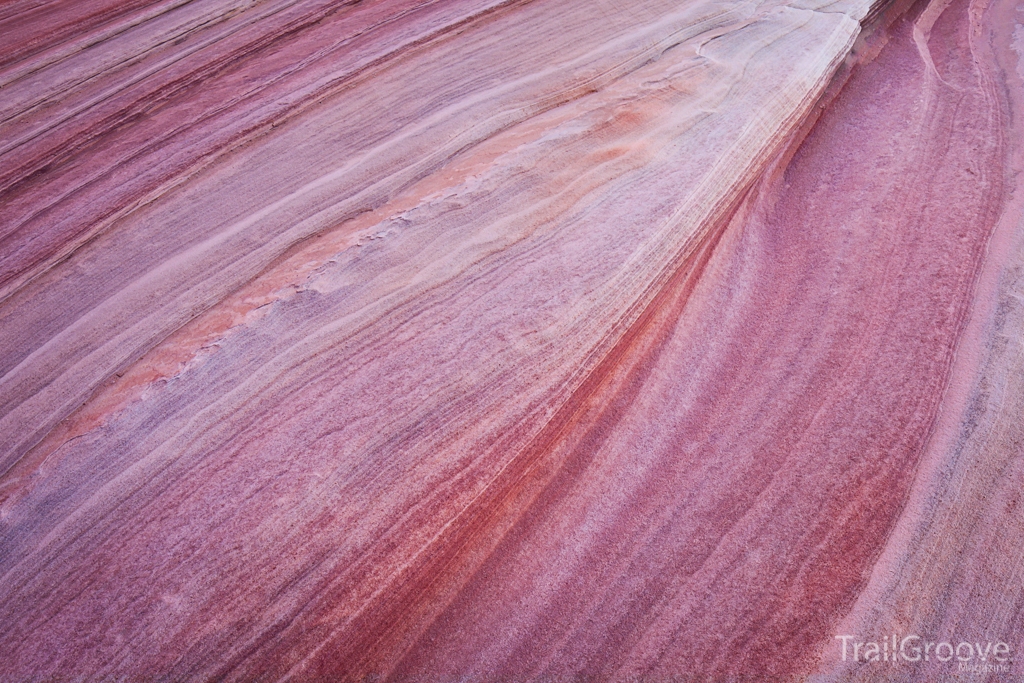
[0,0,1021,680]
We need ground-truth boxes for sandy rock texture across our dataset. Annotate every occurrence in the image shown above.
[1,0,1022,680]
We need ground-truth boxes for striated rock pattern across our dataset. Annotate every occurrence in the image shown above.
[0,0,1021,680]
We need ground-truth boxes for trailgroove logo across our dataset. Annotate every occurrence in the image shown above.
[835,635,1012,673]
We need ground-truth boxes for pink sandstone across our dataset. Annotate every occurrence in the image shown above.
[0,0,1022,680]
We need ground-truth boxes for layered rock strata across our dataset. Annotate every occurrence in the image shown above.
[0,0,1022,680]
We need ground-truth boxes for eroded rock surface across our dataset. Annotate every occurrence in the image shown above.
[1,0,1022,680]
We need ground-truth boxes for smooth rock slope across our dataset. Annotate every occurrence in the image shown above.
[0,0,1022,680]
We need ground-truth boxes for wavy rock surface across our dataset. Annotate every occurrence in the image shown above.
[0,0,1022,680]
